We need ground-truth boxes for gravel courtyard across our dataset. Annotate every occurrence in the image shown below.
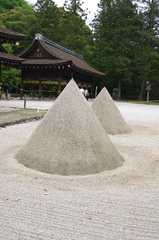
[0,99,159,239]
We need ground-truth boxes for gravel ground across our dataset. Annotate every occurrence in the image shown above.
[0,99,159,239]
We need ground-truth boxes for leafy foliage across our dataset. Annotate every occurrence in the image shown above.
[0,0,26,14]
[64,0,88,20]
[1,66,21,93]
[92,0,159,99]
[93,0,143,98]
[33,0,61,41]
[0,2,37,54]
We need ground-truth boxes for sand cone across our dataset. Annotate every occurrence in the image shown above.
[91,87,132,135]
[15,80,124,175]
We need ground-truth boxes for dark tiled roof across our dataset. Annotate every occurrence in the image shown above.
[0,51,25,62]
[22,59,71,65]
[43,37,84,60]
[20,34,105,77]
[0,26,26,43]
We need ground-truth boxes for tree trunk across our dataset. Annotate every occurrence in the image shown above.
[0,63,1,99]
[138,79,145,100]
[117,75,122,100]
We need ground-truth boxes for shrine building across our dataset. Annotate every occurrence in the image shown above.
[19,34,105,98]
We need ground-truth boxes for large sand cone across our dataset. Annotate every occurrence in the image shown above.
[92,87,132,135]
[15,80,124,175]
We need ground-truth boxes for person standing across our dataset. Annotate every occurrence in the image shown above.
[84,87,89,100]
[6,86,11,100]
[80,86,85,96]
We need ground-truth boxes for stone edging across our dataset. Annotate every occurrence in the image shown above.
[0,115,44,128]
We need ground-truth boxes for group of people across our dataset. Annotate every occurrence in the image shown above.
[80,87,89,100]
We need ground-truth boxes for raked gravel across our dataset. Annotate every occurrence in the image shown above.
[0,99,159,239]
[15,80,124,175]
[92,87,132,134]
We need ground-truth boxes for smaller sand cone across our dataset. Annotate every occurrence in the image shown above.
[92,87,132,135]
[15,80,124,175]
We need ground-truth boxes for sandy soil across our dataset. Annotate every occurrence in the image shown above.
[0,101,159,239]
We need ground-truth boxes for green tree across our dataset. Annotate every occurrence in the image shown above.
[93,0,143,99]
[137,0,159,99]
[34,0,61,41]
[1,66,21,94]
[0,0,26,14]
[0,0,37,91]
[57,11,93,58]
[63,0,88,20]
[0,2,37,54]
[149,58,159,98]
[60,0,94,62]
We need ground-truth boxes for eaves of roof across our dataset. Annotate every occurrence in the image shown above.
[21,59,71,65]
[0,26,26,43]
[0,51,25,62]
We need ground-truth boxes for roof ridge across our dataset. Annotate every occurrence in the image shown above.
[44,37,84,60]
[34,34,84,60]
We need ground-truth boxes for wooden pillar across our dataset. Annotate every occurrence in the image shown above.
[41,84,43,99]
[31,83,34,99]
[0,63,1,83]
[20,76,23,99]
[91,84,93,98]
[50,83,52,98]
[117,74,122,100]
[39,80,42,99]
[71,71,73,79]
[57,80,61,96]
[57,66,63,96]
